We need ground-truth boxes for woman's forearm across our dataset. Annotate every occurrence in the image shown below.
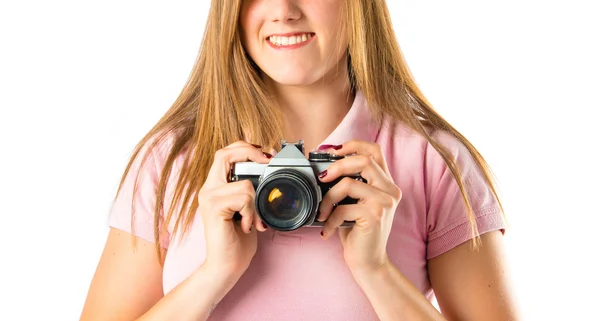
[137,264,238,321]
[352,260,446,321]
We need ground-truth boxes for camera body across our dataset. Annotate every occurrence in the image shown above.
[230,140,365,231]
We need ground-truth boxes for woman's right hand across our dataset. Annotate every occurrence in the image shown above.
[197,141,272,280]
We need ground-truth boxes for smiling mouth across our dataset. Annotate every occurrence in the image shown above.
[267,33,315,47]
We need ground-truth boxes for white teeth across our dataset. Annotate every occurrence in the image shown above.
[268,33,313,46]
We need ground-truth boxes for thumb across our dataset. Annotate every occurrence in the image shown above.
[338,227,350,244]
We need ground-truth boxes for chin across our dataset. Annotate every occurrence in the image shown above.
[265,69,323,87]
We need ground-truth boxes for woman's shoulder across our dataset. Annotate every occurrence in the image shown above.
[132,129,190,177]
[108,130,188,247]
[375,115,473,166]
[375,116,499,209]
[377,117,505,257]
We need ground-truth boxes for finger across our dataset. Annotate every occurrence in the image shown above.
[319,140,389,175]
[224,140,263,150]
[317,177,391,223]
[318,154,396,194]
[320,204,366,239]
[203,179,255,198]
[209,193,256,234]
[253,212,267,232]
[206,145,273,184]
[202,181,268,232]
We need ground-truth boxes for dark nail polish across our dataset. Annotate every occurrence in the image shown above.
[264,153,273,159]
[318,144,343,150]
[318,144,333,150]
[251,144,262,148]
[262,221,267,229]
[320,231,324,237]
[318,170,327,178]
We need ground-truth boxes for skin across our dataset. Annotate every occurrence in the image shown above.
[79,0,521,320]
[239,0,353,155]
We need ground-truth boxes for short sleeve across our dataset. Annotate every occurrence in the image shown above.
[108,142,170,249]
[425,130,506,259]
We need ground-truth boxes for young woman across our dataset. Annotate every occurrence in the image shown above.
[80,1,520,320]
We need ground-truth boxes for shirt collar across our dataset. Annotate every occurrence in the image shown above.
[317,90,380,148]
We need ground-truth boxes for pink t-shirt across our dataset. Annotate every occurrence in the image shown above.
[109,91,505,320]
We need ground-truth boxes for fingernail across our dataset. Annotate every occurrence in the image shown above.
[318,170,327,178]
[318,144,343,150]
[320,230,324,238]
[262,221,267,229]
[251,144,262,148]
[264,153,273,159]
[316,210,323,222]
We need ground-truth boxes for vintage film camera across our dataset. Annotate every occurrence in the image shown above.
[230,140,365,231]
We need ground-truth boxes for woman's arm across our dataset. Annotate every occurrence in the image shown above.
[352,231,520,321]
[428,230,521,321]
[79,228,235,321]
[351,259,446,321]
[138,261,236,321]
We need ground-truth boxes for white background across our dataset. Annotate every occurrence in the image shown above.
[1,1,598,320]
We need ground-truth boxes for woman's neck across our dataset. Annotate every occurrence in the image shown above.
[264,61,354,155]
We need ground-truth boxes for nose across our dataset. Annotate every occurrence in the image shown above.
[269,0,301,22]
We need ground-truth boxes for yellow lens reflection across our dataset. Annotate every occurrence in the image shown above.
[268,188,283,202]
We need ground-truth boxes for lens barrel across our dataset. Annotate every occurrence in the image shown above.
[256,169,318,231]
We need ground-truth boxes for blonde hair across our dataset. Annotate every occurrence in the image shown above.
[117,0,505,259]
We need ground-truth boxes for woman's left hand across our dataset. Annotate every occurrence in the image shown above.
[316,140,402,273]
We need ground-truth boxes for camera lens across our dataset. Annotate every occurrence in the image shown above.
[256,169,317,231]
[263,182,304,219]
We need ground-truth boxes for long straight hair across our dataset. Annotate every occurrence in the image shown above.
[117,0,505,259]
